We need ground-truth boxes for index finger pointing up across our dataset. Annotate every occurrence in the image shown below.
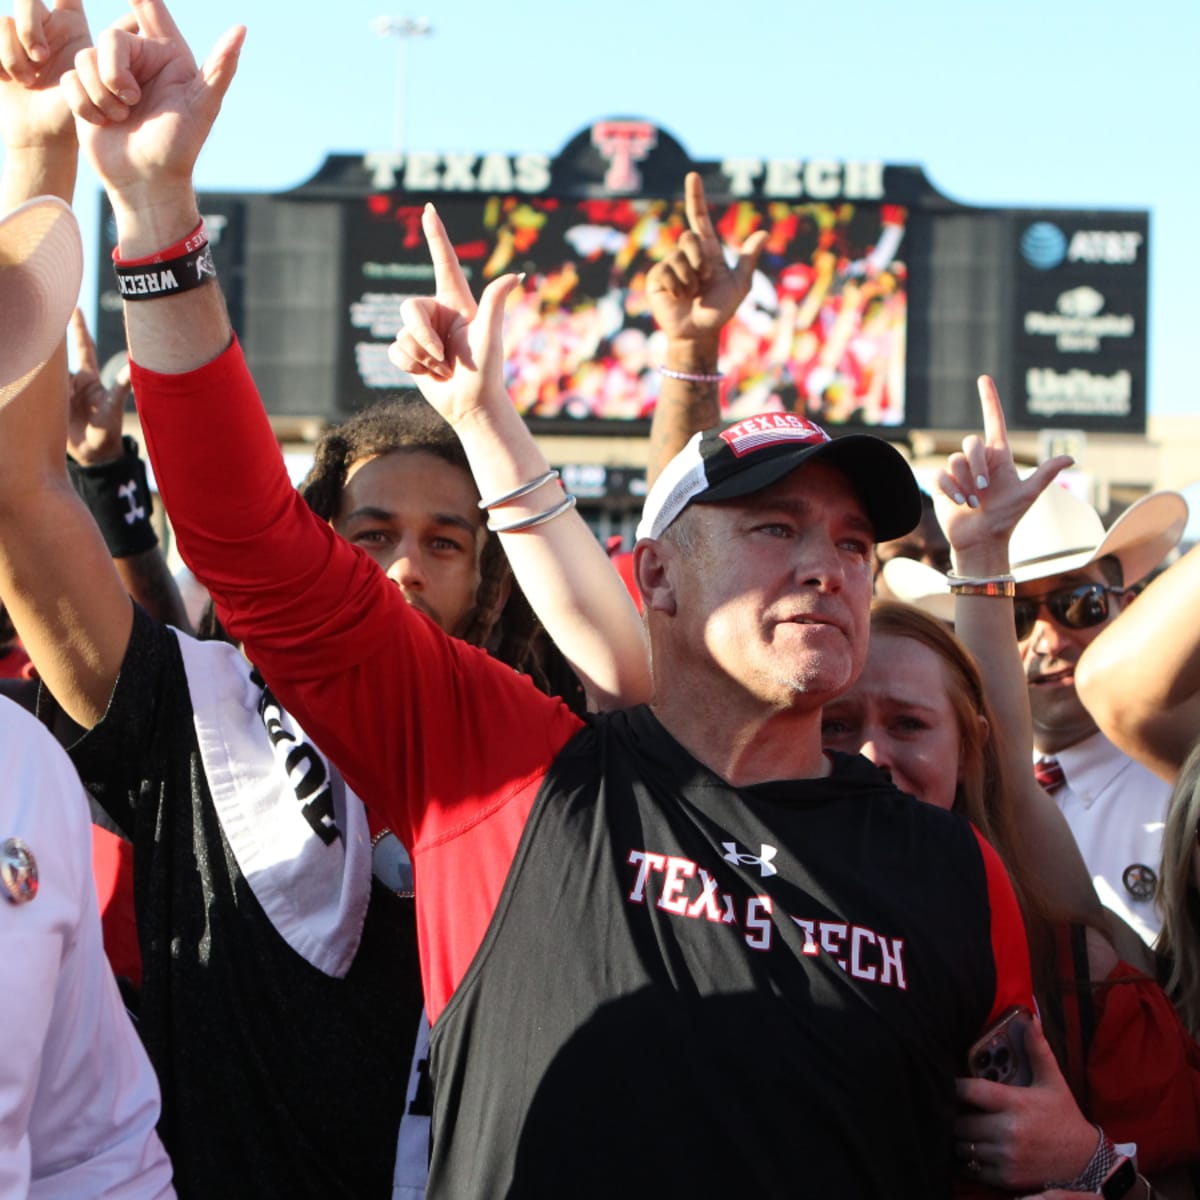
[976,374,1010,451]
[69,308,99,375]
[422,203,476,316]
[129,0,185,44]
[14,0,51,61]
[684,171,718,250]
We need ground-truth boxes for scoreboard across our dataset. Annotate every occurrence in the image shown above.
[95,119,1149,435]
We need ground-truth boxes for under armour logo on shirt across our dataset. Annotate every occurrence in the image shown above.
[722,841,778,878]
[1034,757,1066,793]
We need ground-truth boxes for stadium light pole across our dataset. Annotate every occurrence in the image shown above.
[371,16,434,153]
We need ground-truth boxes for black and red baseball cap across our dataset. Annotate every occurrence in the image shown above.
[636,413,920,543]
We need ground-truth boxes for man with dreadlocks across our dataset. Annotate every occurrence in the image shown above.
[0,2,647,1196]
[302,399,507,650]
[298,397,577,707]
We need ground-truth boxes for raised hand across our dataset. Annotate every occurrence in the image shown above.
[0,0,91,147]
[61,0,243,209]
[935,375,1072,574]
[645,171,767,348]
[66,307,129,465]
[388,203,521,429]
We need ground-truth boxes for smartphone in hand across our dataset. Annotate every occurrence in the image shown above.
[967,1005,1034,1087]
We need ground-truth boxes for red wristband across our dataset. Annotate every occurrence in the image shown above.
[113,219,208,267]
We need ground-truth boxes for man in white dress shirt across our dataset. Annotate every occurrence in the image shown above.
[0,194,173,1197]
[1010,481,1187,944]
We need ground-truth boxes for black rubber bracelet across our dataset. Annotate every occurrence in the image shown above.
[113,242,216,300]
[66,435,158,558]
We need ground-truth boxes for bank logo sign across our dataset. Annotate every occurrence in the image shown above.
[1024,286,1135,353]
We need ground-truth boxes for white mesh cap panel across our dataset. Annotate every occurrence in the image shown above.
[635,432,709,541]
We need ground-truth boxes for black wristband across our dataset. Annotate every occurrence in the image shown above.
[66,435,158,558]
[113,242,216,300]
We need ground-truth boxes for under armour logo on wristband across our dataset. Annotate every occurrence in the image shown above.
[722,841,779,878]
[1034,757,1066,793]
[118,479,145,524]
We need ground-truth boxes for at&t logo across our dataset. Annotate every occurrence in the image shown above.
[1021,222,1144,270]
[1020,222,1068,270]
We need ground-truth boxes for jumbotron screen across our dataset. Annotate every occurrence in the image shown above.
[343,193,909,428]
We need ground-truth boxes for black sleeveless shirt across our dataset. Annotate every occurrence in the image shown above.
[427,706,1026,1198]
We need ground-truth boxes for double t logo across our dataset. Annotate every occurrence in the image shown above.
[590,120,658,192]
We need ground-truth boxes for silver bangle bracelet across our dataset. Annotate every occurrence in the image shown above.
[487,493,577,534]
[477,469,559,511]
[944,572,1016,587]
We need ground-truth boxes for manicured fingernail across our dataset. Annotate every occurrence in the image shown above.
[953,492,966,505]
[119,88,139,105]
[30,42,49,62]
[967,495,980,509]
[975,475,988,490]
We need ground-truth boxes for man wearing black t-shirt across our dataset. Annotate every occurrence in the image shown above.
[71,9,1037,1194]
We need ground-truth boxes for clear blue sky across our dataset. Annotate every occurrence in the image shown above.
[9,0,1198,417]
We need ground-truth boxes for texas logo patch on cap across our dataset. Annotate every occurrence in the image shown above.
[720,414,831,457]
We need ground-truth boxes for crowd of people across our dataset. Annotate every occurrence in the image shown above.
[1,1,1199,1197]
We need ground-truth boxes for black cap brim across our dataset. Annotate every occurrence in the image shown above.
[693,433,921,543]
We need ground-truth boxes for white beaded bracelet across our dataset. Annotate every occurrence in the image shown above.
[658,366,724,384]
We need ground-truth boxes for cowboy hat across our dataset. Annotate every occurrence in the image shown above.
[882,484,1189,615]
[1008,483,1187,587]
[878,557,955,622]
[0,195,83,407]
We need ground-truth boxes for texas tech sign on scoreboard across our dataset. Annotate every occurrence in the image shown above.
[95,119,1149,435]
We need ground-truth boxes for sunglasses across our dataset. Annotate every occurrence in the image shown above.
[1013,583,1124,641]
